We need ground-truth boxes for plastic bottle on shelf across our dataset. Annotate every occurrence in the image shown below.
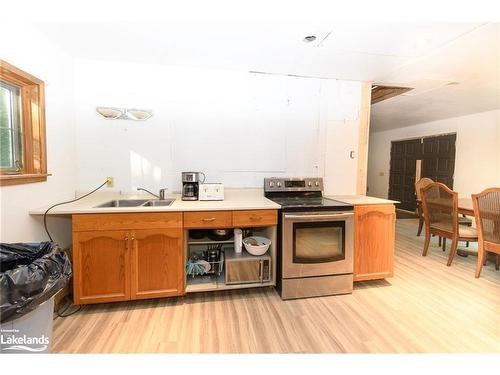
[234,228,243,253]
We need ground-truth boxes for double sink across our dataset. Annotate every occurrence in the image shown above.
[94,199,175,208]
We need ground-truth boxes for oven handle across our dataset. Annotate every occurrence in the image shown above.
[284,212,354,220]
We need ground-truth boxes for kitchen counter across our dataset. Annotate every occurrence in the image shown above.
[29,189,280,215]
[29,190,397,216]
[328,195,398,205]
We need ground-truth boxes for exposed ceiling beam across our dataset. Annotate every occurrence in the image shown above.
[371,85,413,104]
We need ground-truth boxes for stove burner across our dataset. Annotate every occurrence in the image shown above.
[264,177,353,212]
[269,197,349,208]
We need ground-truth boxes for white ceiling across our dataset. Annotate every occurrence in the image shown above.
[371,22,500,131]
[30,16,500,132]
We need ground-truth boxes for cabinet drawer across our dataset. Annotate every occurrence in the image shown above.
[183,211,232,229]
[232,210,277,227]
[73,212,183,231]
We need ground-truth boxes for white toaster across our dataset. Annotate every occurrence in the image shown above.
[199,183,224,201]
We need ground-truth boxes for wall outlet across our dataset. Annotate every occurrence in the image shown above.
[106,177,114,187]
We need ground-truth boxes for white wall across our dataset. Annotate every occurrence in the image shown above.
[367,109,500,199]
[73,59,363,195]
[0,51,365,245]
[0,24,77,246]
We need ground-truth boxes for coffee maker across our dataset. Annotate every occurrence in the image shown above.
[181,172,205,201]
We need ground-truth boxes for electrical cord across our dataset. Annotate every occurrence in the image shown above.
[43,179,109,242]
[42,180,108,318]
[54,295,84,319]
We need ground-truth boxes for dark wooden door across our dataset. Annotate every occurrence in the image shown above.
[388,138,421,211]
[388,133,456,212]
[421,134,456,188]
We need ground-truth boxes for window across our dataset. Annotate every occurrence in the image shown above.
[0,60,48,186]
[1,81,23,171]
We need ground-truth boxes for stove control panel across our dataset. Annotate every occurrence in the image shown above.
[264,177,324,192]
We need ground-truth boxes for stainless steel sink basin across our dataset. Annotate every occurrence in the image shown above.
[95,199,150,208]
[94,199,175,208]
[142,199,175,207]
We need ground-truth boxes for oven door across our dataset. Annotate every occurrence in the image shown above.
[282,211,354,278]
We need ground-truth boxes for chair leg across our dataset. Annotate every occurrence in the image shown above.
[442,238,446,252]
[466,241,469,248]
[447,238,458,267]
[423,230,431,257]
[496,254,499,271]
[438,237,442,246]
[476,246,485,278]
[417,217,424,237]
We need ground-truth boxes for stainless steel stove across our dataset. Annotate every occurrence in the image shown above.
[264,177,354,299]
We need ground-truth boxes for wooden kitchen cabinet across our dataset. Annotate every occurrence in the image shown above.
[353,204,395,282]
[72,230,131,304]
[183,210,232,229]
[72,213,184,304]
[232,210,277,227]
[130,228,184,299]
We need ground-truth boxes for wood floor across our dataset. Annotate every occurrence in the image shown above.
[52,219,500,353]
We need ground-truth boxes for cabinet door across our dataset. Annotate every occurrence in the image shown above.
[130,228,184,299]
[73,230,131,304]
[354,204,395,282]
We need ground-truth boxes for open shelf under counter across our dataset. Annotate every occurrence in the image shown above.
[186,274,221,292]
[186,236,234,245]
[186,273,275,293]
[186,247,275,293]
[184,224,277,294]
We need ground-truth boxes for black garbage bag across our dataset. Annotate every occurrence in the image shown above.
[0,242,54,272]
[0,242,71,323]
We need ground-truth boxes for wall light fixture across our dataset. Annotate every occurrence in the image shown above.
[96,107,153,121]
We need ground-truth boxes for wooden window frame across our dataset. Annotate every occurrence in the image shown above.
[0,59,49,186]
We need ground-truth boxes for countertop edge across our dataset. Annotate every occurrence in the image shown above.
[29,193,398,216]
[29,204,282,215]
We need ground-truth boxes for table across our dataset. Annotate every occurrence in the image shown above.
[458,198,474,217]
[416,197,474,216]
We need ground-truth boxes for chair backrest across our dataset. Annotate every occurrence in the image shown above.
[421,182,458,232]
[472,188,500,245]
[415,177,434,201]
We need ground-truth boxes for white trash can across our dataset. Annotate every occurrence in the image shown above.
[1,241,71,354]
[1,297,54,353]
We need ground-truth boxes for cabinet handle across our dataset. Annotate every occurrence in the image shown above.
[250,216,262,221]
[125,235,129,250]
[258,261,263,281]
[202,217,216,222]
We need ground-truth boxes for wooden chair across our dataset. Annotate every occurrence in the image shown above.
[472,188,500,278]
[421,182,478,266]
[415,177,472,250]
[415,178,434,237]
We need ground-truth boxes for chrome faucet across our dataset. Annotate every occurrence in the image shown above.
[137,187,168,200]
[159,188,168,200]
